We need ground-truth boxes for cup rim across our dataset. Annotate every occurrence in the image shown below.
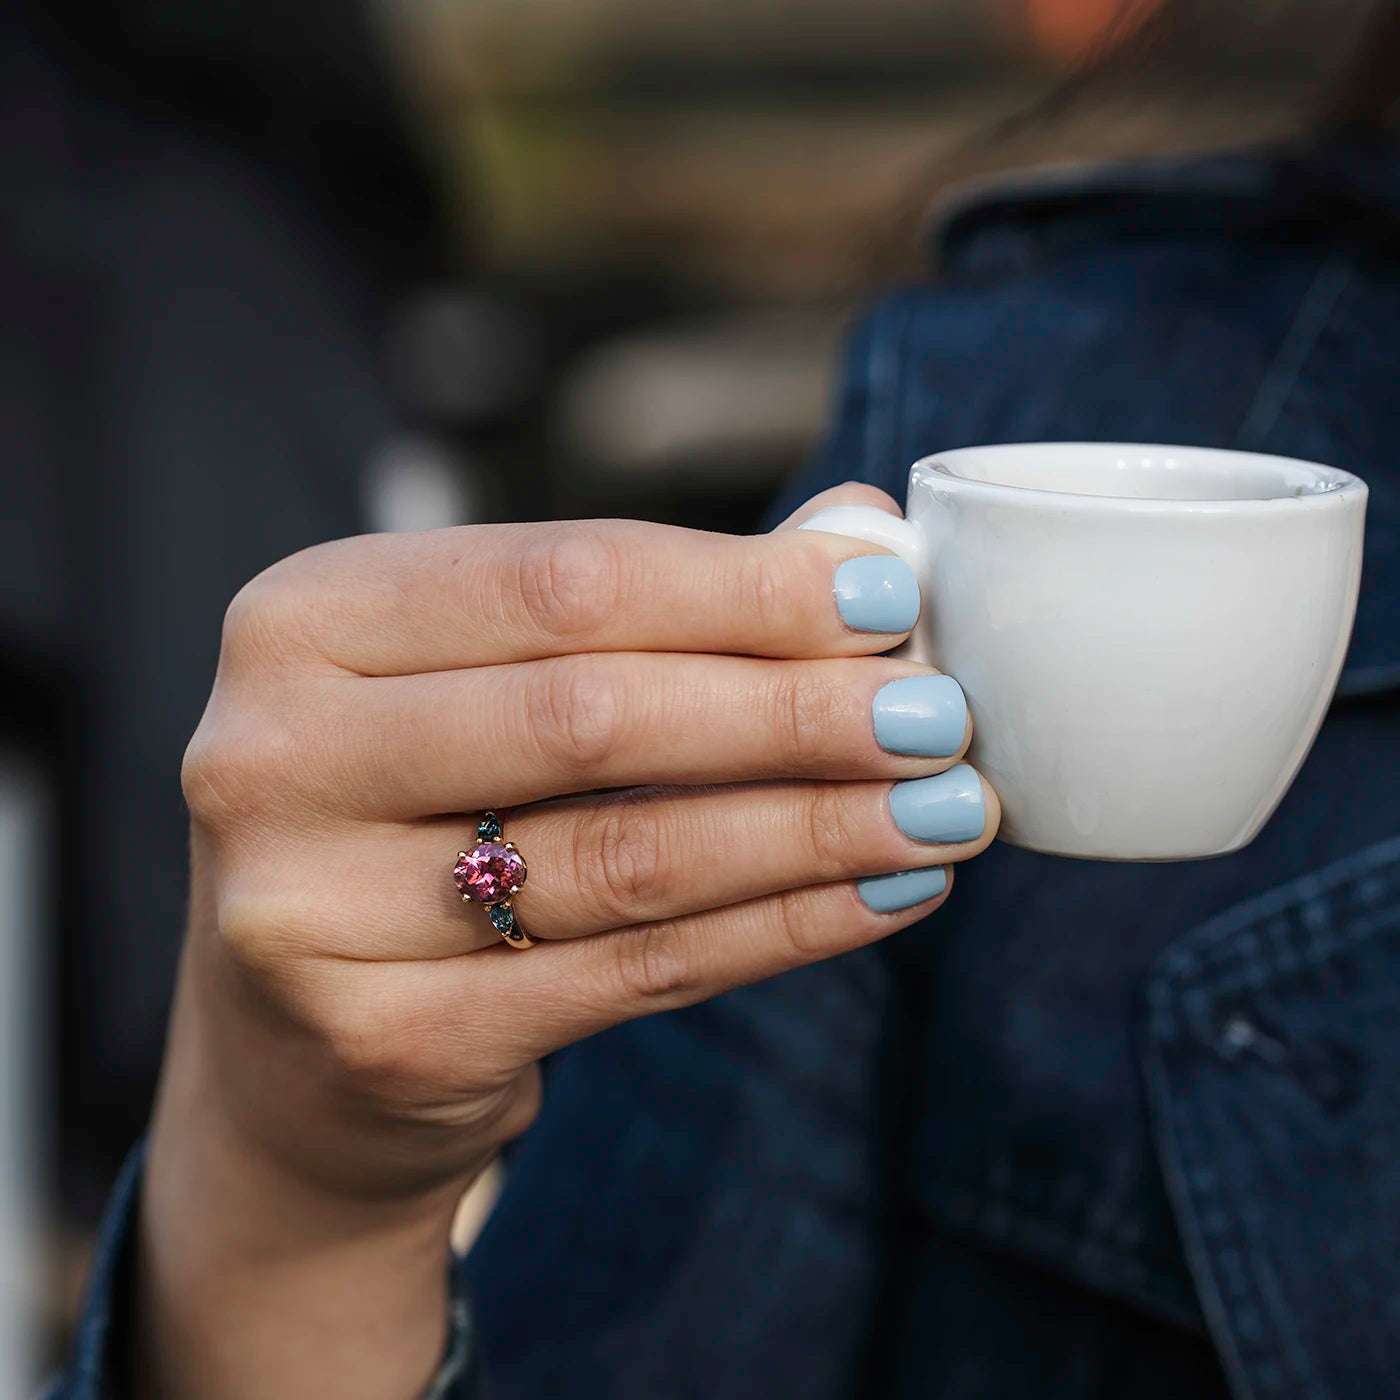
[911,442,1367,514]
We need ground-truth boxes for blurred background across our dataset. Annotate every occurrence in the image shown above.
[0,0,1371,1386]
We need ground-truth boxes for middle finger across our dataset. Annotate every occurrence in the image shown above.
[329,655,974,817]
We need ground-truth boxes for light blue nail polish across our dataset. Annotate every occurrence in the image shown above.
[889,764,985,844]
[857,866,948,913]
[833,556,920,634]
[872,675,968,757]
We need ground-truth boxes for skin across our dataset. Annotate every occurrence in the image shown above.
[133,483,1000,1396]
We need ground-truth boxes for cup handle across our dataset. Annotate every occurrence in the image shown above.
[798,504,933,664]
[798,505,928,572]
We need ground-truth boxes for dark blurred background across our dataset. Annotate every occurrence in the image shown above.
[0,0,1365,1383]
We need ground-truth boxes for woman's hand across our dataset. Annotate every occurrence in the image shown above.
[138,486,999,1396]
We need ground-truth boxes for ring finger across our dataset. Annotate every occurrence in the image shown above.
[254,772,998,961]
[511,773,997,943]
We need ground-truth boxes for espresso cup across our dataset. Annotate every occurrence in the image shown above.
[801,443,1367,861]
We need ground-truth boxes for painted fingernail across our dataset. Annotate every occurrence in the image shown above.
[873,675,968,757]
[889,764,985,844]
[833,555,920,633]
[857,866,948,913]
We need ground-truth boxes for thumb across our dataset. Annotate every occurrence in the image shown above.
[772,481,904,532]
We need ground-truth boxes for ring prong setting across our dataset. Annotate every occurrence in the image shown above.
[453,822,533,947]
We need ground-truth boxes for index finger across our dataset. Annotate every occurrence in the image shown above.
[241,516,920,675]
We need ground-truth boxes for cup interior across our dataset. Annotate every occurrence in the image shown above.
[928,443,1351,502]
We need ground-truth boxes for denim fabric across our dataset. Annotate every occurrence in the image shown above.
[61,139,1400,1398]
[467,139,1400,1400]
[47,1146,144,1398]
[1144,835,1400,1400]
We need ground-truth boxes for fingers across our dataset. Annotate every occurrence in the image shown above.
[285,771,997,961]
[232,513,920,677]
[291,860,953,1100]
[325,655,973,817]
[459,867,958,1065]
[510,774,996,942]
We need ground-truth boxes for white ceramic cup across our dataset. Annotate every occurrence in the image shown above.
[801,444,1368,861]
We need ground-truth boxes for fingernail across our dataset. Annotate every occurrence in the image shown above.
[857,866,948,913]
[833,555,920,634]
[890,764,985,844]
[873,675,967,757]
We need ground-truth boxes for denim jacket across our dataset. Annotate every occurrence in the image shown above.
[60,138,1400,1399]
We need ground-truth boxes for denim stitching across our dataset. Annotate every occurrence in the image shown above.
[1157,1055,1332,1400]
[925,1165,1187,1274]
[1144,837,1400,1400]
[1234,1184,1323,1399]
[1206,905,1400,1002]
[1183,869,1400,1014]
[1151,835,1400,1043]
[920,1171,1202,1328]
[1146,1048,1292,1400]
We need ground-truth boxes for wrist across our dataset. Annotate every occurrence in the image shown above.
[134,941,475,1398]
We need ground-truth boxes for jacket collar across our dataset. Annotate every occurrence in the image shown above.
[931,136,1400,276]
[928,138,1400,696]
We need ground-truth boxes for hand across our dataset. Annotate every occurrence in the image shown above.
[138,485,999,1395]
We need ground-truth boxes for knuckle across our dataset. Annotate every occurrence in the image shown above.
[214,887,309,993]
[610,925,697,1007]
[513,528,623,641]
[488,1072,543,1145]
[740,550,790,641]
[291,973,438,1107]
[800,782,864,873]
[527,656,623,777]
[218,577,271,662]
[213,885,449,1115]
[321,1012,423,1099]
[773,670,843,772]
[578,801,670,924]
[770,886,826,963]
[219,561,313,671]
[180,726,235,827]
[180,723,261,829]
[180,711,304,829]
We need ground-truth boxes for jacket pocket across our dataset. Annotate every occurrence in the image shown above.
[1142,834,1400,1400]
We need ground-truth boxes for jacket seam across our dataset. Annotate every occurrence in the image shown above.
[1142,836,1400,1400]
[1201,903,1400,1004]
[916,1170,1202,1326]
[1152,834,1400,1005]
[1144,1049,1285,1400]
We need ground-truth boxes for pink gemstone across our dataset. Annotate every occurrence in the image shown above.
[454,842,526,904]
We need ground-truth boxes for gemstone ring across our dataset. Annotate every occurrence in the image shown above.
[453,812,535,948]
